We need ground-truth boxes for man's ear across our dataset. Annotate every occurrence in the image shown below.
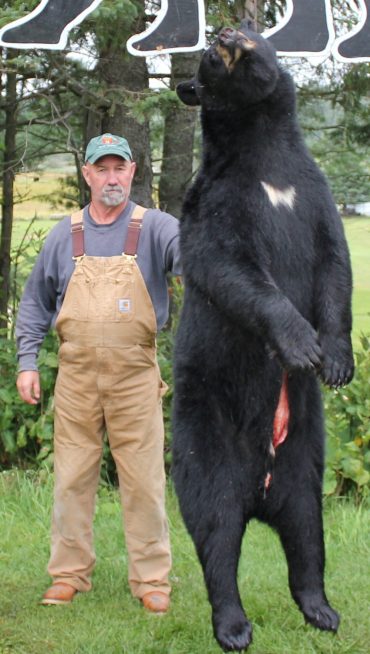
[81,164,91,187]
[176,79,200,106]
[130,161,137,181]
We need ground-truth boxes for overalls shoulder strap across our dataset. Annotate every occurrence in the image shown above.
[71,209,85,259]
[70,204,147,259]
[123,205,147,256]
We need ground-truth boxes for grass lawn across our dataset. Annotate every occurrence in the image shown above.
[0,472,369,654]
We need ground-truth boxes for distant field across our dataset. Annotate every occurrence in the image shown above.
[11,173,370,343]
[13,171,77,221]
[343,217,370,343]
[12,171,78,257]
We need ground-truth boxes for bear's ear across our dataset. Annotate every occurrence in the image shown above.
[176,80,200,106]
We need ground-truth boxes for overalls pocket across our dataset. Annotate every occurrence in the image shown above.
[86,274,135,322]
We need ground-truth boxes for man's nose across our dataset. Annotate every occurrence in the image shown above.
[107,171,120,184]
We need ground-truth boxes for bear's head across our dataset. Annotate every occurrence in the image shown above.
[177,23,279,111]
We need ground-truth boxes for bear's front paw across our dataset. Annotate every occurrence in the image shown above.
[319,335,354,388]
[213,606,253,652]
[272,320,322,373]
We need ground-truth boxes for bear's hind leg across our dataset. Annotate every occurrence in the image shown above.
[271,490,339,632]
[173,445,252,651]
[198,507,252,651]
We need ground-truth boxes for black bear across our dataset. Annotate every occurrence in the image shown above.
[172,22,354,653]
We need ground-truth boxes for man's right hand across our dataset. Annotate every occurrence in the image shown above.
[16,370,41,405]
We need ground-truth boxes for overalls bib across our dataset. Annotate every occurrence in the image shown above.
[49,206,171,598]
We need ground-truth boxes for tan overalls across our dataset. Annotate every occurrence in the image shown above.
[48,206,171,599]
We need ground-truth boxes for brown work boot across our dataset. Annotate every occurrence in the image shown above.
[41,582,77,605]
[141,591,170,613]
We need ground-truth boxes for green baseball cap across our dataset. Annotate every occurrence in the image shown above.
[85,133,132,163]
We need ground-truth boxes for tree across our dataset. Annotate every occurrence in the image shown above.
[0,49,18,330]
[82,0,153,206]
[159,52,201,216]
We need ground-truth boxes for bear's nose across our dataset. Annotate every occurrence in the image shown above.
[218,27,236,48]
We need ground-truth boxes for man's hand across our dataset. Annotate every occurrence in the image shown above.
[16,370,41,405]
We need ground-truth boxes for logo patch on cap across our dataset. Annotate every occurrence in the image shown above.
[101,135,119,145]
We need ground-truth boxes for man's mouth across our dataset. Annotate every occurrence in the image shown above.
[102,186,126,206]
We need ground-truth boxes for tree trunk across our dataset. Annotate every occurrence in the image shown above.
[235,0,265,31]
[74,150,90,208]
[84,2,153,207]
[159,52,201,217]
[84,66,152,207]
[0,51,18,332]
[99,51,153,207]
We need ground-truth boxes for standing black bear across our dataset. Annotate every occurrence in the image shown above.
[172,22,354,653]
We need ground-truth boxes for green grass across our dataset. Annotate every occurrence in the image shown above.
[0,471,369,654]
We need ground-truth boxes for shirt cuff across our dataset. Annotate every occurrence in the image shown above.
[17,354,39,373]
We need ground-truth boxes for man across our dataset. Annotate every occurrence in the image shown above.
[16,133,181,612]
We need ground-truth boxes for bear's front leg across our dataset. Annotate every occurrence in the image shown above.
[319,332,354,387]
[313,213,354,387]
[268,308,323,373]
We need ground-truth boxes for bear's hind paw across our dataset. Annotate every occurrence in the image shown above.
[213,608,253,652]
[297,592,340,632]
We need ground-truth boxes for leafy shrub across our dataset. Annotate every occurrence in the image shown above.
[0,223,56,468]
[323,335,370,502]
[158,277,183,468]
[0,331,58,468]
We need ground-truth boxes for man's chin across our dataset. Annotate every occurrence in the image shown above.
[102,194,126,207]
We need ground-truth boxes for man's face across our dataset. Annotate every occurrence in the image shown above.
[82,155,136,208]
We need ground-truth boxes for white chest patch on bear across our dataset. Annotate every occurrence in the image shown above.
[261,182,296,210]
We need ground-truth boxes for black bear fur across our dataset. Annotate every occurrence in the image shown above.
[172,23,354,653]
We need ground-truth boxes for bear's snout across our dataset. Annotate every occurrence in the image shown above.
[218,27,236,48]
[218,26,257,53]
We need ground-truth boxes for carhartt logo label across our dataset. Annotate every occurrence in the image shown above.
[118,299,131,313]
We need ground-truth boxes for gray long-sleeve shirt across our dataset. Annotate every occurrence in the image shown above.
[16,201,181,372]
